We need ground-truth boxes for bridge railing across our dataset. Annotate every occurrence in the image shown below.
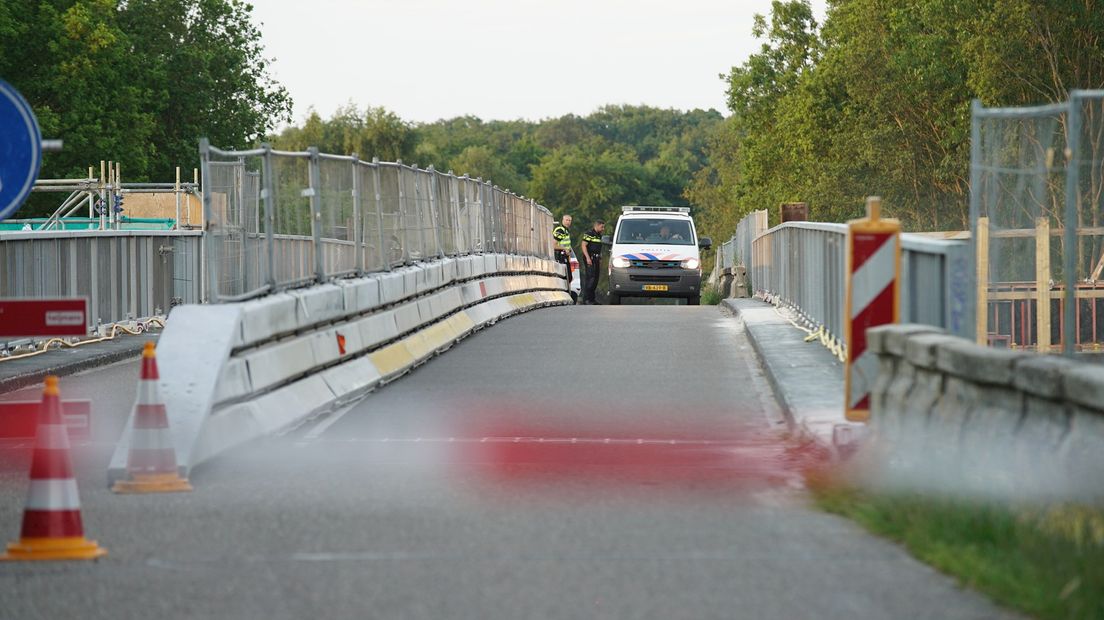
[200,141,555,302]
[745,219,974,354]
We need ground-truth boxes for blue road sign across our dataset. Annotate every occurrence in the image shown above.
[0,79,42,222]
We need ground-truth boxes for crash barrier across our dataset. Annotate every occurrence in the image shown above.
[0,229,202,349]
[864,323,1104,500]
[714,209,767,298]
[107,254,570,482]
[745,219,974,357]
[200,142,556,302]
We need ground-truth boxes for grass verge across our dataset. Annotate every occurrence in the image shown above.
[813,484,1104,619]
[701,282,723,305]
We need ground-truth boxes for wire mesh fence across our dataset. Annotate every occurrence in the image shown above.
[200,141,555,302]
[971,91,1104,353]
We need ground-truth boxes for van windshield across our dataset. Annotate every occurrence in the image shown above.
[615,218,695,245]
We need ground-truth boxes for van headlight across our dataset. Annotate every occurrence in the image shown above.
[611,256,630,268]
[681,257,700,270]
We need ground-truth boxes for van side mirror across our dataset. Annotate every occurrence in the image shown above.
[601,235,612,245]
[698,237,712,250]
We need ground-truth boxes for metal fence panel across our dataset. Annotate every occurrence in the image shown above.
[0,231,203,341]
[199,143,555,301]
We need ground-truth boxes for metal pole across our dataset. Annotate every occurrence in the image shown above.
[262,144,277,289]
[351,154,364,274]
[427,166,444,259]
[199,138,219,302]
[1063,93,1082,356]
[372,158,388,271]
[397,160,408,265]
[99,160,106,230]
[308,147,325,283]
[175,167,181,229]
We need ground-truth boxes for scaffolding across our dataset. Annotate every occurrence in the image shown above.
[24,161,200,231]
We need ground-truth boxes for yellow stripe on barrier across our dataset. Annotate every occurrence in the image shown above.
[448,312,475,335]
[369,342,415,376]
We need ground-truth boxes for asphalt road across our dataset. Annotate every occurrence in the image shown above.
[0,306,1014,619]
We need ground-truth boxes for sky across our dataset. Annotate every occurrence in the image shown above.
[250,0,829,125]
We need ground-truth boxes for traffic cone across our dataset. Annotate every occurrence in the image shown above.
[2,376,107,561]
[111,342,192,494]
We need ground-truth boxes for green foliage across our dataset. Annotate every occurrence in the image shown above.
[2,0,291,217]
[691,0,1104,238]
[271,104,724,237]
[816,486,1104,619]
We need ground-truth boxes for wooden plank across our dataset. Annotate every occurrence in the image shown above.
[976,217,989,345]
[988,289,1104,301]
[1035,217,1051,352]
[990,226,1104,239]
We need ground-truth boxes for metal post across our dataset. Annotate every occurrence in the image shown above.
[99,160,106,230]
[372,158,388,271]
[426,166,444,259]
[351,154,364,274]
[396,160,408,264]
[199,138,219,302]
[308,147,325,283]
[261,144,277,289]
[175,167,181,229]
[1063,93,1082,356]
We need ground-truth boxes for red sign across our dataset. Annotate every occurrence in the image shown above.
[0,298,88,337]
[0,399,91,439]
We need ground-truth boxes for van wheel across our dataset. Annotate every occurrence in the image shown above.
[608,293,621,305]
[686,295,700,306]
[569,291,578,303]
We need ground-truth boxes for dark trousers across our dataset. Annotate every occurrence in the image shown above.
[583,258,600,303]
[554,249,571,286]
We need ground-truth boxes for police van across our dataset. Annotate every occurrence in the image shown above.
[604,206,711,305]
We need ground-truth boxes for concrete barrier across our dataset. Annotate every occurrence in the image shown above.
[108,254,570,484]
[865,324,1104,500]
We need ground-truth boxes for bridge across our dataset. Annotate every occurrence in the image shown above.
[2,96,1104,618]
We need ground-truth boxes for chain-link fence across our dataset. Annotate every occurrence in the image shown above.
[971,90,1104,353]
[200,141,555,302]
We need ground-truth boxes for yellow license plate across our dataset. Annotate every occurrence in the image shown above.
[643,284,668,291]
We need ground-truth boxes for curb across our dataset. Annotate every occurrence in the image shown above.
[722,298,851,453]
[722,299,798,430]
[0,333,159,395]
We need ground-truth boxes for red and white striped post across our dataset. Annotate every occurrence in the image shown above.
[844,197,901,423]
[112,342,192,493]
[2,376,107,561]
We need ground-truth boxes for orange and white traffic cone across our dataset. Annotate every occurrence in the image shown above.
[2,376,107,561]
[111,342,192,494]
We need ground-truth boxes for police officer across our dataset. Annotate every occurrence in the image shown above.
[552,214,573,287]
[580,219,605,305]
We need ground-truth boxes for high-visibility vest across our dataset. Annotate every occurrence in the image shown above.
[552,224,571,250]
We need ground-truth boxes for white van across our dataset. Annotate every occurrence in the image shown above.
[604,206,711,305]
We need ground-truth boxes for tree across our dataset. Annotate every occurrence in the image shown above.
[121,0,292,173]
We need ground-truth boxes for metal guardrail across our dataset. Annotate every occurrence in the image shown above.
[743,219,974,351]
[201,142,556,302]
[0,229,204,341]
[717,209,768,274]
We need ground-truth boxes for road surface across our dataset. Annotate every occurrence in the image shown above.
[0,306,1012,619]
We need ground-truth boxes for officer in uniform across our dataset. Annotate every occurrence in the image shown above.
[580,219,605,305]
[552,214,573,286]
